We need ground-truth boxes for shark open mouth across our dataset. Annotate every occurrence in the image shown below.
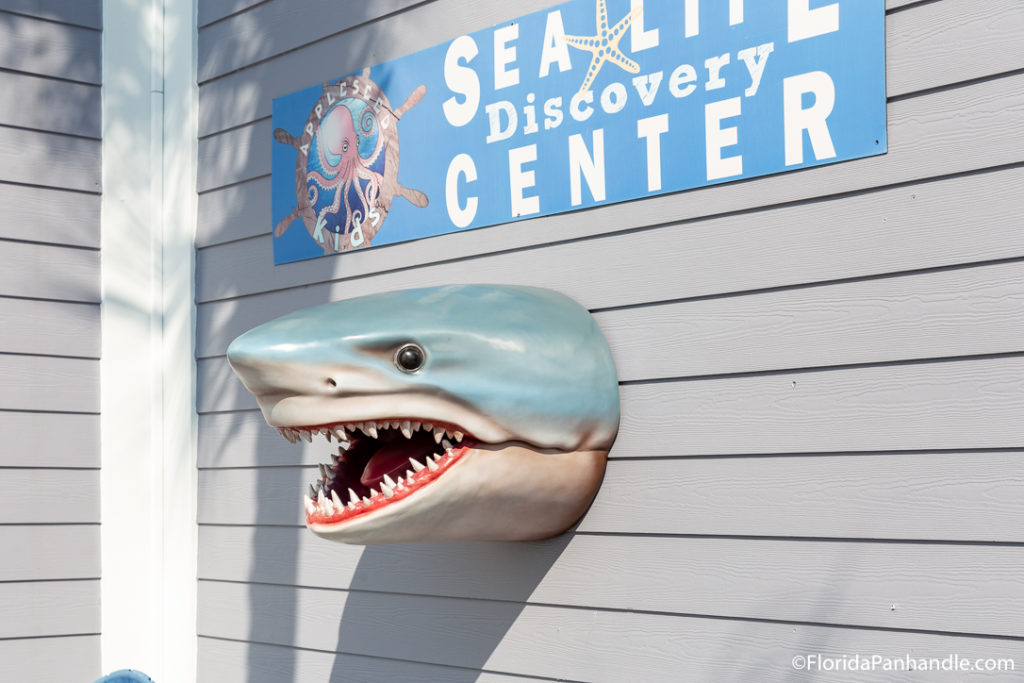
[278,419,477,525]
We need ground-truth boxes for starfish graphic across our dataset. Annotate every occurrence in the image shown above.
[564,0,642,96]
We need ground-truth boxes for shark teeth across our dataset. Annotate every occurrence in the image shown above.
[277,419,472,448]
[305,443,466,520]
[287,419,475,521]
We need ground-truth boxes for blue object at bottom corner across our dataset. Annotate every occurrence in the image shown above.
[94,670,154,683]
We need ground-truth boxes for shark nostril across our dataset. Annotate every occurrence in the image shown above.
[326,378,337,389]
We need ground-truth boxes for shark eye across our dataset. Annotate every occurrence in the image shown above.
[395,343,425,373]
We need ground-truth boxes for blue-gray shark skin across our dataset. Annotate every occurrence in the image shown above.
[227,284,620,544]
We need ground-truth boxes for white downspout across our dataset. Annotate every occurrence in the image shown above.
[100,0,198,680]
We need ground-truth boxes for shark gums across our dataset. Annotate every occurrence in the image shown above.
[227,285,620,544]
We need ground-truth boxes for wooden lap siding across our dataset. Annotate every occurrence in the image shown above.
[194,0,1024,681]
[0,2,102,681]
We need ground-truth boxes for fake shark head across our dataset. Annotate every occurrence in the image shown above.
[227,284,620,544]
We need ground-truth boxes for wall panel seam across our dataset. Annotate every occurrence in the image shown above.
[192,158,1024,273]
[196,634,578,682]
[0,64,100,88]
[0,8,101,31]
[196,0,915,88]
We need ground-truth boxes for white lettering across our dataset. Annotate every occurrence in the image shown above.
[494,24,520,89]
[349,215,365,246]
[633,72,664,106]
[630,0,659,51]
[569,129,606,205]
[314,214,327,244]
[784,71,836,165]
[544,97,564,130]
[737,42,774,97]
[669,64,697,98]
[637,114,669,191]
[570,90,595,122]
[788,0,839,42]
[600,82,628,114]
[485,101,517,143]
[705,53,730,91]
[730,0,744,25]
[705,97,743,180]
[685,0,699,37]
[442,36,480,127]
[523,93,539,135]
[539,11,572,77]
[445,153,478,228]
[508,144,540,217]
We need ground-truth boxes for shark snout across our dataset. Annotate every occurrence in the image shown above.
[226,331,340,399]
[226,329,406,412]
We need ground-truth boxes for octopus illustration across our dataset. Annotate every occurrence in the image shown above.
[273,68,428,253]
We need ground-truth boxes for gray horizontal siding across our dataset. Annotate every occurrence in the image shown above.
[0,636,101,683]
[0,355,99,412]
[0,469,99,523]
[884,0,1024,96]
[198,581,1024,683]
[197,166,1023,357]
[194,0,1024,679]
[198,0,265,28]
[0,299,100,358]
[0,525,100,580]
[0,0,102,29]
[0,126,101,191]
[0,10,100,83]
[197,74,1024,298]
[0,412,99,467]
[199,449,1024,542]
[0,2,101,668]
[199,0,424,82]
[200,525,1024,636]
[0,580,99,638]
[0,184,100,247]
[199,638,548,683]
[0,241,100,302]
[0,71,100,138]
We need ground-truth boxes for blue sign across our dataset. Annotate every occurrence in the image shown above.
[272,0,886,264]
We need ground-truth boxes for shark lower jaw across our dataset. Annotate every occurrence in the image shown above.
[274,417,608,544]
[276,418,477,528]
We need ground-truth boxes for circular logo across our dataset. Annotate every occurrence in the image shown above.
[274,69,427,253]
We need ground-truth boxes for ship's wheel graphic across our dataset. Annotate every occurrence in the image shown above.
[273,67,428,253]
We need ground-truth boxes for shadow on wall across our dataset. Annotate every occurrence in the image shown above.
[330,533,574,681]
[195,4,580,680]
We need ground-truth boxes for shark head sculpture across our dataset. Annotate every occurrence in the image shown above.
[227,284,620,544]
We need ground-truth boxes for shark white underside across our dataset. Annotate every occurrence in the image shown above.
[306,440,607,544]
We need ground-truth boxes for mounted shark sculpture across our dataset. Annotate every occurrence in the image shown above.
[227,284,620,544]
